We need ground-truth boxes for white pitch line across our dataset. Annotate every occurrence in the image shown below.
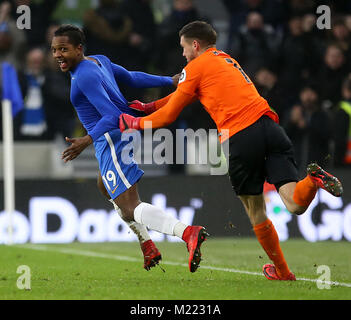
[17,244,351,288]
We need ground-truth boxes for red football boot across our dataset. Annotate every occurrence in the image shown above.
[182,226,209,273]
[263,264,296,281]
[307,163,343,197]
[141,240,162,271]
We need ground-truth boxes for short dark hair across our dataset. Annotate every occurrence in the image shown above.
[54,24,86,47]
[179,21,217,46]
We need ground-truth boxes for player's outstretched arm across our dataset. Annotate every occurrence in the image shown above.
[120,89,195,132]
[128,91,197,115]
[111,62,175,88]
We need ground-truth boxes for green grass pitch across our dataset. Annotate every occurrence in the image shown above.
[0,238,350,300]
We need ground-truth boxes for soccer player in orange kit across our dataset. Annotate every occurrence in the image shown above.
[119,21,343,280]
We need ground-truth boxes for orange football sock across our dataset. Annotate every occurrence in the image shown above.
[253,219,290,278]
[292,176,317,207]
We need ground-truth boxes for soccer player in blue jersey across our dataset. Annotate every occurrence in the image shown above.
[51,24,208,273]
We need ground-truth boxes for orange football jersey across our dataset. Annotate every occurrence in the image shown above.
[141,48,278,142]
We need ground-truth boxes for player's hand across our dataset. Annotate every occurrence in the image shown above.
[119,113,141,132]
[61,135,93,163]
[128,100,156,114]
[172,73,181,86]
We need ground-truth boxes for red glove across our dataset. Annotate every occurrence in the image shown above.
[119,113,141,132]
[128,100,156,114]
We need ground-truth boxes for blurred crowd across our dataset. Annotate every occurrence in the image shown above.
[0,0,351,171]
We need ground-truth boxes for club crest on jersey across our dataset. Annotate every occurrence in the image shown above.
[179,69,186,84]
